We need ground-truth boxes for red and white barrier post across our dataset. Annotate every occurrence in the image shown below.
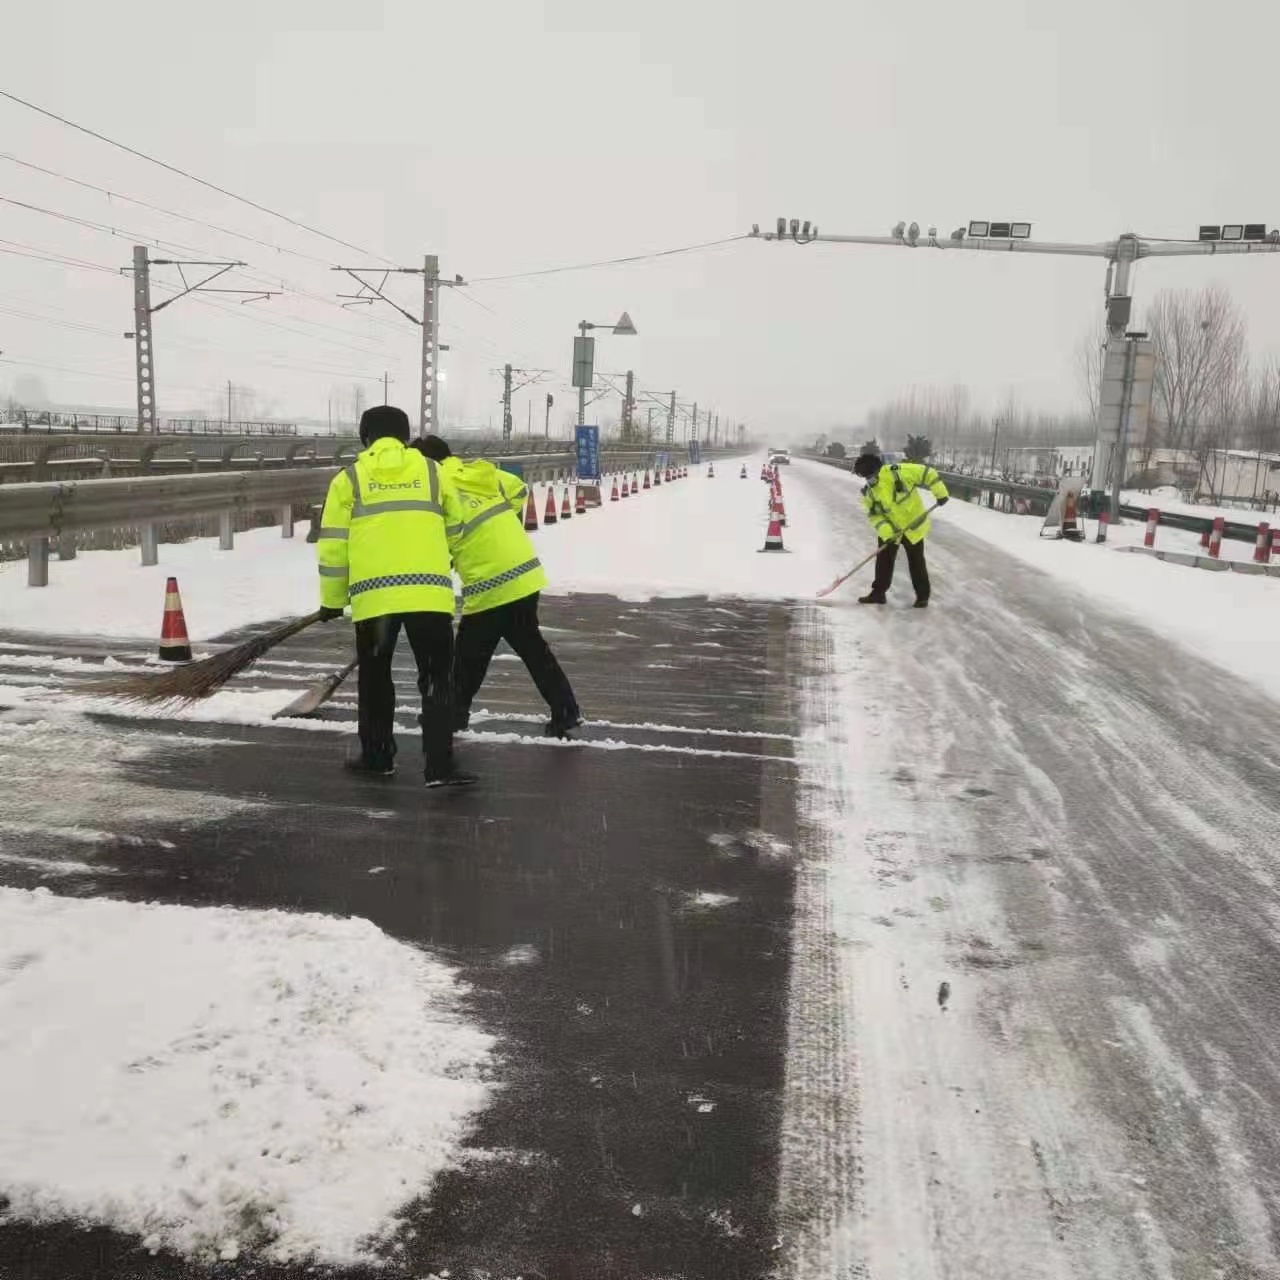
[1207,516,1225,559]
[1256,522,1272,564]
[1144,508,1159,548]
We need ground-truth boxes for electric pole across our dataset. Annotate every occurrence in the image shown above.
[227,380,233,426]
[493,365,551,442]
[691,402,698,444]
[127,246,276,433]
[334,254,465,435]
[383,372,391,406]
[622,370,635,442]
[668,391,676,446]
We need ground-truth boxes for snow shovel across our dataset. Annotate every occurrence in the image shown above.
[272,655,358,719]
[816,501,939,599]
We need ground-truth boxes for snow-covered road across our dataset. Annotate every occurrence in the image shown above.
[785,460,1280,1277]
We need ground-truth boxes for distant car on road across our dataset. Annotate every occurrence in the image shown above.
[769,448,791,465]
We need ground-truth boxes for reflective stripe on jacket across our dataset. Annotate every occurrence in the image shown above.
[441,456,548,615]
[861,462,949,544]
[316,438,461,621]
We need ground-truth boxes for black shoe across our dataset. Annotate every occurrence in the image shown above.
[913,598,929,609]
[858,592,887,605]
[544,712,584,740]
[453,710,471,732]
[344,754,396,777]
[424,765,478,788]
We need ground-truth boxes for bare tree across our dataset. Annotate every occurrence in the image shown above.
[1075,318,1106,426]
[1146,285,1247,459]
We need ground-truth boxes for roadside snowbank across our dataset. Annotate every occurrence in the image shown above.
[0,526,317,642]
[0,886,495,1264]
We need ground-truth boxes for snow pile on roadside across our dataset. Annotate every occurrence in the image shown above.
[0,887,495,1264]
[0,525,317,642]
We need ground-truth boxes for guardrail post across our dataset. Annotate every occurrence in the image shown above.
[140,522,159,566]
[1256,522,1271,564]
[306,505,322,543]
[281,503,295,538]
[187,451,198,473]
[27,537,49,587]
[219,510,234,551]
[57,533,77,561]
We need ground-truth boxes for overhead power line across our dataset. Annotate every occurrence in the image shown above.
[468,234,749,284]
[0,153,334,267]
[0,85,393,264]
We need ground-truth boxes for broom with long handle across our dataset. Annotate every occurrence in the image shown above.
[93,611,326,705]
[816,501,939,599]
[272,654,358,719]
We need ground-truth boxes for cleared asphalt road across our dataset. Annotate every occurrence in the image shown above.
[0,595,803,1280]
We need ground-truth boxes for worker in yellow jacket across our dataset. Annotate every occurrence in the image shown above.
[851,452,950,608]
[316,407,474,786]
[414,435,582,738]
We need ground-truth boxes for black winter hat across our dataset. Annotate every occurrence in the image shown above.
[852,453,882,479]
[359,405,412,446]
[413,434,453,461]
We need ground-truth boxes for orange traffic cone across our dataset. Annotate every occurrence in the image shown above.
[544,485,558,525]
[629,474,638,496]
[561,487,572,520]
[772,494,787,527]
[740,465,748,478]
[707,464,715,478]
[760,516,785,552]
[524,488,539,531]
[653,467,662,487]
[575,486,587,515]
[611,476,620,502]
[643,470,652,490]
[159,576,193,662]
[620,474,630,499]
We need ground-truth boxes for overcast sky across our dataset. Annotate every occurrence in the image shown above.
[2,0,1278,440]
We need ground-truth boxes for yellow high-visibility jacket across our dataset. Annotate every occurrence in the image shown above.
[441,456,548,615]
[316,437,462,621]
[862,461,949,545]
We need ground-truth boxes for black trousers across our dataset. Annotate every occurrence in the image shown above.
[355,612,454,770]
[872,537,931,601]
[454,592,578,724]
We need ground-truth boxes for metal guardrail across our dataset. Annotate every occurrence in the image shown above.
[1,447,699,586]
[0,432,712,481]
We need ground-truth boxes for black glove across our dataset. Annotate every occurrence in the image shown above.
[318,606,346,622]
[935,495,949,506]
